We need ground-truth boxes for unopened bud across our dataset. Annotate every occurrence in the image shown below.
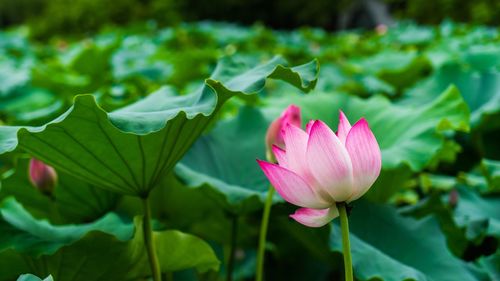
[29,158,57,195]
[265,105,301,162]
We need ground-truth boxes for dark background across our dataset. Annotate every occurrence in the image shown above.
[1,0,499,39]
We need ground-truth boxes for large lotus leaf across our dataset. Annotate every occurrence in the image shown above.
[402,62,500,130]
[329,201,489,281]
[264,86,469,201]
[0,197,133,256]
[401,185,499,258]
[0,57,318,196]
[400,191,471,257]
[0,158,119,223]
[0,198,219,280]
[175,106,281,215]
[452,185,500,240]
[3,227,220,280]
[478,250,500,281]
[404,179,499,243]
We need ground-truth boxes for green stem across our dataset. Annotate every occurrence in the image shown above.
[338,202,353,281]
[255,186,275,281]
[142,197,162,281]
[227,215,239,281]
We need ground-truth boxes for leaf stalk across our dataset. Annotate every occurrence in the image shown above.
[255,186,275,281]
[143,197,162,281]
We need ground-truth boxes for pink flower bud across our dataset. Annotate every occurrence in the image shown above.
[265,105,301,162]
[29,158,58,195]
[258,111,381,227]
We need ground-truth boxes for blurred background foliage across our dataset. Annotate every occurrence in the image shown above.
[1,0,499,39]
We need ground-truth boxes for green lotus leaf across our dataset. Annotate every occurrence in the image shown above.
[478,250,500,281]
[175,106,281,215]
[0,56,318,196]
[0,198,219,280]
[402,184,500,258]
[329,200,489,281]
[275,200,487,281]
[0,197,133,256]
[402,62,500,130]
[452,185,500,240]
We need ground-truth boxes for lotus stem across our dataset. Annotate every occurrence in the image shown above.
[255,185,275,281]
[338,202,353,281]
[142,197,162,281]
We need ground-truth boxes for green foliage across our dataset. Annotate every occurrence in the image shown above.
[0,198,219,280]
[330,200,489,281]
[176,106,281,215]
[0,21,499,280]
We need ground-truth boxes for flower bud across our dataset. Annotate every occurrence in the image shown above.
[265,105,301,162]
[29,158,57,195]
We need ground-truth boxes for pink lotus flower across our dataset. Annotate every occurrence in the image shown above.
[265,105,301,162]
[257,111,381,227]
[29,158,58,195]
